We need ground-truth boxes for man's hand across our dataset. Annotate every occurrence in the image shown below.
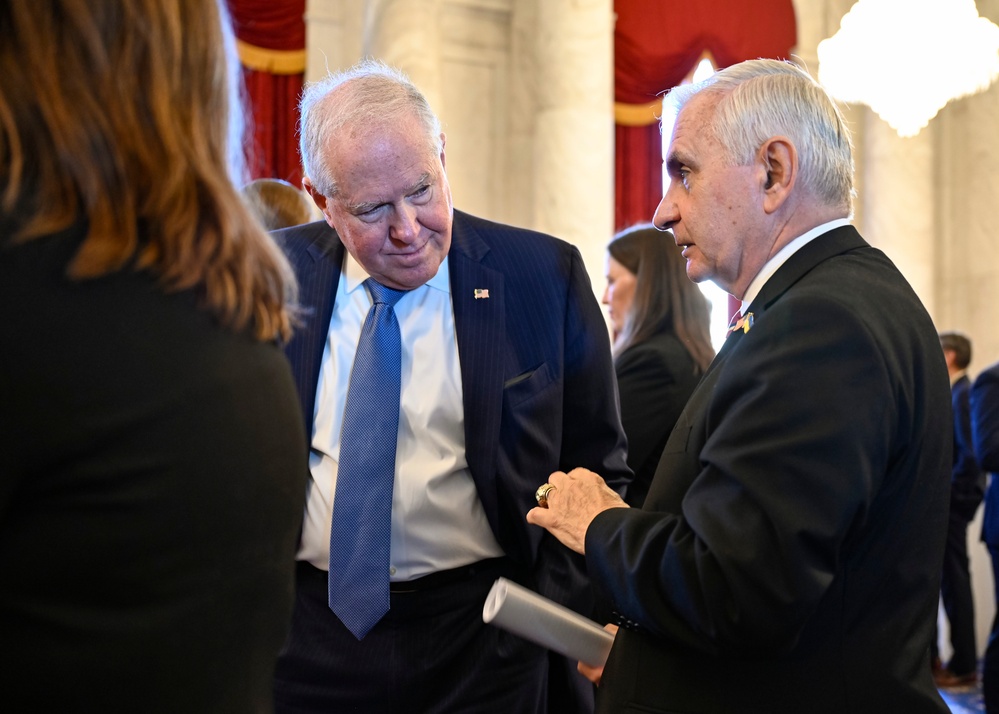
[526,467,628,553]
[578,624,619,685]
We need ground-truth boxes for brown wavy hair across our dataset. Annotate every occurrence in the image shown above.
[608,224,715,373]
[0,0,296,342]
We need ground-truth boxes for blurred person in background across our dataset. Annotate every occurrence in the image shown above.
[933,331,985,687]
[243,177,320,231]
[603,224,714,507]
[0,1,306,711]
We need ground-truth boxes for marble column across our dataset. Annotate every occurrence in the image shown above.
[936,0,999,357]
[304,0,365,83]
[858,114,936,317]
[362,0,445,113]
[531,0,615,298]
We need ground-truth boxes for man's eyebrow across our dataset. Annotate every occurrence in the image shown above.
[664,154,684,177]
[408,172,433,191]
[344,172,434,214]
[346,198,384,214]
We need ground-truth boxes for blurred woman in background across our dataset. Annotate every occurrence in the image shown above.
[604,224,715,507]
[0,1,306,710]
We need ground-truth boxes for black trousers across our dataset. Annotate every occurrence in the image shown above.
[939,500,979,675]
[274,560,547,714]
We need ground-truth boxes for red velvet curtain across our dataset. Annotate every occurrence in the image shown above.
[613,0,797,232]
[241,71,304,185]
[615,123,663,232]
[227,0,306,186]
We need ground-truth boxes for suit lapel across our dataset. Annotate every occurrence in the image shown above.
[282,222,345,438]
[705,226,866,376]
[745,225,866,322]
[449,212,505,525]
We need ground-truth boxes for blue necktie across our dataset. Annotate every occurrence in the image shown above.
[329,278,405,640]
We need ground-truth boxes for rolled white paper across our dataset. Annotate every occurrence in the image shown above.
[482,577,614,667]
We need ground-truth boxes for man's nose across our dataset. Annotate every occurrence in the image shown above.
[389,203,420,243]
[653,189,679,232]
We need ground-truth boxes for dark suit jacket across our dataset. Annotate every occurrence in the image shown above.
[951,375,985,519]
[584,226,952,713]
[275,208,630,647]
[615,332,700,508]
[972,363,999,546]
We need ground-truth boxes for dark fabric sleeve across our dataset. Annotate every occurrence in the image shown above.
[584,294,907,657]
[972,367,999,474]
[558,246,632,491]
[534,244,632,714]
[951,379,985,512]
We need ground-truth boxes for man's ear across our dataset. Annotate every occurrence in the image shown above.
[759,137,796,214]
[302,176,332,223]
[439,132,447,169]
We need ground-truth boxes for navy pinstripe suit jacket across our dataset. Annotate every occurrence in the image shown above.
[275,208,630,619]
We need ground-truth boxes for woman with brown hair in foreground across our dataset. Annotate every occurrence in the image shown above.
[0,1,306,710]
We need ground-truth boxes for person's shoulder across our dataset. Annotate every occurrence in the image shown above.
[453,209,571,253]
[270,219,337,257]
[618,331,694,372]
[271,218,332,241]
[974,363,999,388]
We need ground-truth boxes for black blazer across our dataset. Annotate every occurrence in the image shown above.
[585,226,952,713]
[615,331,700,507]
[276,208,631,616]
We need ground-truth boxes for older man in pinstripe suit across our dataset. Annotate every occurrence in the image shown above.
[271,59,630,714]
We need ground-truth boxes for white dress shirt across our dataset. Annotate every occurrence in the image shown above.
[298,252,504,580]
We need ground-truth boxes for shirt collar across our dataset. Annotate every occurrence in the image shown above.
[343,251,451,296]
[741,218,852,312]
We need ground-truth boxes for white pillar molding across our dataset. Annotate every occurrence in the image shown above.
[363,0,446,112]
[304,0,365,83]
[531,0,614,296]
[858,111,936,314]
[796,0,935,316]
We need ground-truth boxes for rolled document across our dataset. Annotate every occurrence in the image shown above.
[482,577,614,667]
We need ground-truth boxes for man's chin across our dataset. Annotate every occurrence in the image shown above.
[685,263,707,283]
[383,258,446,291]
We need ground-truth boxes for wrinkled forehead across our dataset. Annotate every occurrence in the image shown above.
[668,93,723,154]
[331,116,441,181]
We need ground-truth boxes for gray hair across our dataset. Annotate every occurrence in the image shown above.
[298,59,444,197]
[664,59,854,215]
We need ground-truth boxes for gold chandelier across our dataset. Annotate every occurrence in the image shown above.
[817,0,999,137]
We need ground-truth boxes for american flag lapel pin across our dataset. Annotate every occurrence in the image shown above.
[474,289,490,299]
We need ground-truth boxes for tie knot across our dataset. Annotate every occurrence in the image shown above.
[365,278,406,307]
